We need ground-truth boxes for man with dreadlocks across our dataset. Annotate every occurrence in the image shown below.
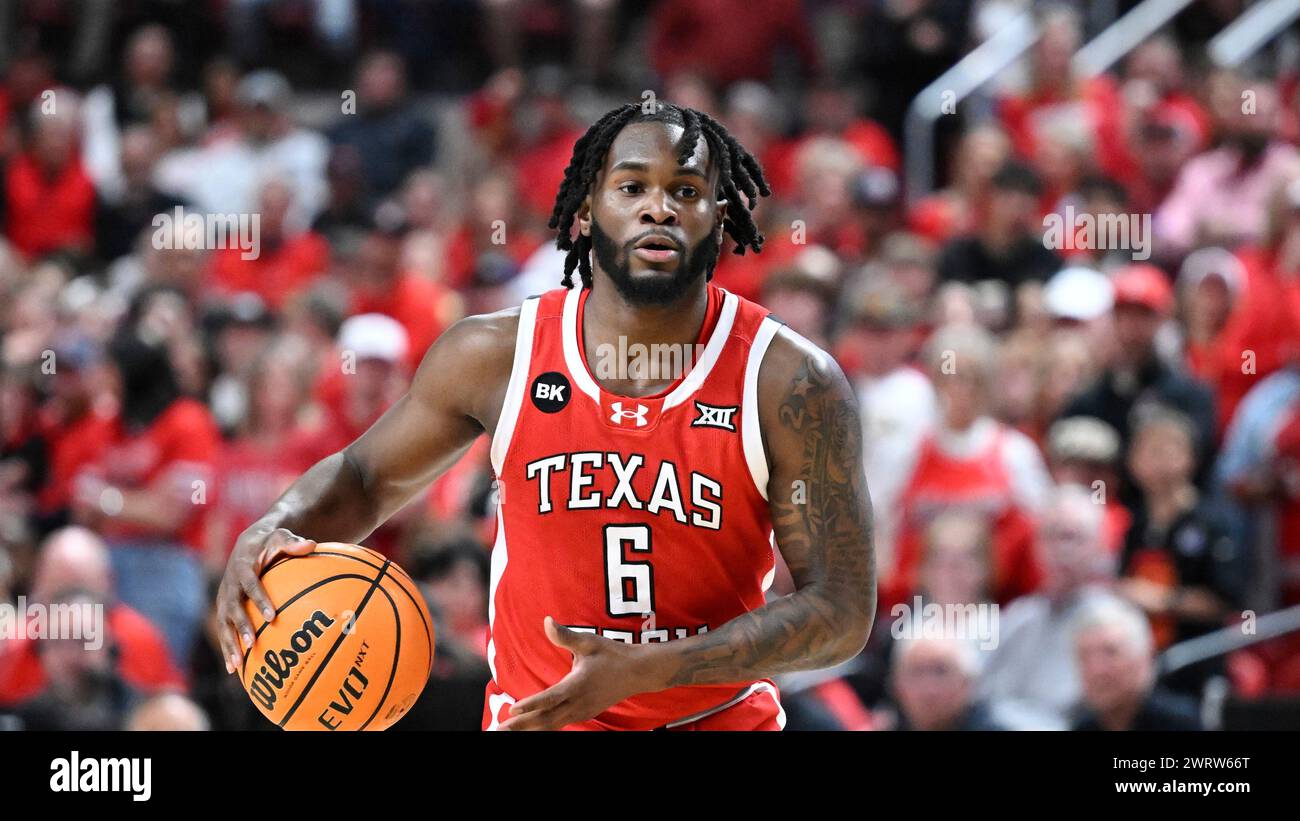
[215,101,876,730]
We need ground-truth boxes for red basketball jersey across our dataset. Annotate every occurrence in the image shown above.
[482,284,785,730]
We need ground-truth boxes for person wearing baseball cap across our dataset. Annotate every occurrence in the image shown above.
[1058,263,1216,503]
[1111,262,1174,314]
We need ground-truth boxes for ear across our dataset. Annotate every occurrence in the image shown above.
[577,195,593,238]
[714,197,729,243]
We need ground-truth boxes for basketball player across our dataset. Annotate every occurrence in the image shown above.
[216,102,876,730]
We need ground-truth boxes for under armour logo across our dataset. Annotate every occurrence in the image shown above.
[609,402,649,427]
[691,401,738,432]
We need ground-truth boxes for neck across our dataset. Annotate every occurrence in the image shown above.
[581,277,710,395]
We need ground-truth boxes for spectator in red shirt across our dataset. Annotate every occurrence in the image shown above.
[0,526,185,729]
[648,0,819,90]
[1192,180,1300,434]
[511,67,587,224]
[1127,104,1206,217]
[4,98,97,260]
[1179,246,1286,438]
[207,333,332,571]
[764,80,900,198]
[33,333,116,534]
[908,125,1012,245]
[888,323,1050,607]
[69,328,219,666]
[443,170,544,294]
[312,313,416,558]
[0,364,48,531]
[204,179,330,311]
[996,7,1126,181]
[316,312,409,446]
[1108,34,1211,192]
[345,221,462,370]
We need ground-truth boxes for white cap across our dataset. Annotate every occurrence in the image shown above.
[1043,266,1114,321]
[1178,246,1243,297]
[338,313,409,363]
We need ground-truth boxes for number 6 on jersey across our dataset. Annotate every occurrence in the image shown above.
[604,524,654,617]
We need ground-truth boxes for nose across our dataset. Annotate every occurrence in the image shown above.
[639,189,677,225]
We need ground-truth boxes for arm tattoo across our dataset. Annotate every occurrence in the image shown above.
[664,355,876,687]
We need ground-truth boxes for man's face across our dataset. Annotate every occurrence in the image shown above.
[894,641,972,731]
[580,121,725,305]
[355,234,402,289]
[933,366,984,430]
[1129,422,1194,493]
[920,529,989,606]
[987,188,1036,235]
[426,560,487,629]
[1039,507,1100,592]
[1077,624,1150,715]
[1112,303,1161,363]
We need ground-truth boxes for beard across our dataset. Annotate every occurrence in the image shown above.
[590,219,720,305]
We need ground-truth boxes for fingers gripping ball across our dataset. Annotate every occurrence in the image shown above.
[239,543,435,731]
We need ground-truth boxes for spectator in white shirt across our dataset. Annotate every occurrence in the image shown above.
[979,483,1119,729]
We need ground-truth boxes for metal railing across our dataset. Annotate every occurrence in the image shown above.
[1208,0,1300,68]
[902,11,1038,208]
[1159,603,1300,678]
[1073,0,1200,77]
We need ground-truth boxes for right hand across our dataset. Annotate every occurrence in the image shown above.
[216,527,317,675]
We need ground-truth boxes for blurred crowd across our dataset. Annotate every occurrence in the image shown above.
[1,0,1300,731]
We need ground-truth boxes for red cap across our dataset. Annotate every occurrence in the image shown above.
[1111,263,1174,314]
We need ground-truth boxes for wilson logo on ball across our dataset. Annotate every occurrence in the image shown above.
[247,610,335,711]
[240,543,434,731]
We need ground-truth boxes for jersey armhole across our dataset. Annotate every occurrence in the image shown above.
[742,317,782,501]
[489,296,540,475]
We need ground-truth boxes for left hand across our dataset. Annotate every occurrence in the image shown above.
[498,617,659,730]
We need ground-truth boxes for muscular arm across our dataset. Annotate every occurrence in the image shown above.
[216,309,518,671]
[499,328,877,728]
[246,309,518,544]
[648,328,877,686]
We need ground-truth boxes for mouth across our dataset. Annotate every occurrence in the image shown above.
[631,234,682,265]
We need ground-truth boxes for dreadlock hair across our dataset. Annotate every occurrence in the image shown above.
[547,101,772,289]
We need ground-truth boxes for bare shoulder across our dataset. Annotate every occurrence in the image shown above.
[409,305,522,430]
[756,325,859,434]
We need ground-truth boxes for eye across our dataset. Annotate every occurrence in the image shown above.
[618,181,643,195]
[677,186,699,199]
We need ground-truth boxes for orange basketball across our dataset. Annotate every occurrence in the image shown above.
[239,542,434,731]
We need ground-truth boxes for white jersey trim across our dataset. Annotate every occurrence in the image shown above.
[742,317,782,500]
[663,290,738,410]
[561,286,740,408]
[484,689,516,731]
[486,502,508,683]
[561,287,601,403]
[490,296,540,475]
[662,680,785,729]
[486,297,536,687]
